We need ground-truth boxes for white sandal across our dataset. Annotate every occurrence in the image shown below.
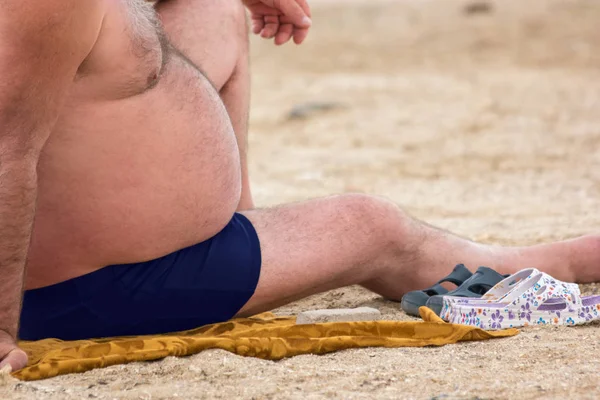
[440,268,580,310]
[441,269,600,330]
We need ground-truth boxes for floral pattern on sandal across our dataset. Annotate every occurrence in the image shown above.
[441,269,600,330]
[447,268,580,307]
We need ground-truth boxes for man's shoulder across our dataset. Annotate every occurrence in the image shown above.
[0,0,106,39]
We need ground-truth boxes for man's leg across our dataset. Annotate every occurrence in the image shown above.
[153,0,600,315]
[156,0,254,210]
[237,194,600,315]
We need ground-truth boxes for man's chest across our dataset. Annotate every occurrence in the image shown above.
[74,0,168,99]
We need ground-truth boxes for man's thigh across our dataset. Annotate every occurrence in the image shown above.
[155,0,247,90]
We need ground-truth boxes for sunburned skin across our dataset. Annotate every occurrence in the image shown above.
[25,0,242,289]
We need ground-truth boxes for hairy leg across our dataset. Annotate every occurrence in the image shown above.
[237,194,600,316]
[152,0,600,315]
[156,0,254,210]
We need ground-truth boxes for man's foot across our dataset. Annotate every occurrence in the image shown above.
[366,224,600,301]
[497,234,600,283]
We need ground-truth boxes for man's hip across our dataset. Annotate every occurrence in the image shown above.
[20,213,262,340]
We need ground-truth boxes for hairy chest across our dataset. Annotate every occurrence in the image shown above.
[75,0,168,99]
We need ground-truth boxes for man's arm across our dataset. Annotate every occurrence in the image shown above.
[0,0,104,371]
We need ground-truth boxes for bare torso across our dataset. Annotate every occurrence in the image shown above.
[26,0,241,288]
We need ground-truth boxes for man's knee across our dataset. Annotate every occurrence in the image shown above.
[200,0,248,39]
[337,194,412,251]
[158,0,247,37]
[156,0,248,89]
[225,0,248,29]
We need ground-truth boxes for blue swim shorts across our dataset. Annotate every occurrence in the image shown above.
[19,213,261,340]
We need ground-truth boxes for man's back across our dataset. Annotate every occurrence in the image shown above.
[28,0,242,288]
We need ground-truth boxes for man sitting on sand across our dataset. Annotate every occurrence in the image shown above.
[0,0,598,371]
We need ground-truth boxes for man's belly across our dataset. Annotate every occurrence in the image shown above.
[26,54,242,289]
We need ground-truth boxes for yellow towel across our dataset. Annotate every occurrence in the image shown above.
[13,307,517,381]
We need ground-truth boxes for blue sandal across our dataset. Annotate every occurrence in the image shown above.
[400,264,472,317]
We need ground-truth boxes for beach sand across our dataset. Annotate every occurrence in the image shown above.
[2,0,600,398]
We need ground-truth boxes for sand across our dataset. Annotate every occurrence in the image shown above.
[2,0,600,398]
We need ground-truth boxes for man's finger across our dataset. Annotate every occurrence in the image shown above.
[0,348,28,372]
[279,14,310,43]
[292,27,310,45]
[275,23,294,45]
[274,0,311,28]
[294,0,311,17]
[261,15,280,39]
[251,15,265,34]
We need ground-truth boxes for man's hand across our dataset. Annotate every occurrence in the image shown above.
[0,331,27,372]
[242,0,312,45]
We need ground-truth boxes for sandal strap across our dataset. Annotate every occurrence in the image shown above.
[422,264,472,296]
[426,283,448,295]
[480,268,539,301]
[435,264,472,287]
[450,266,505,296]
[506,272,582,308]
